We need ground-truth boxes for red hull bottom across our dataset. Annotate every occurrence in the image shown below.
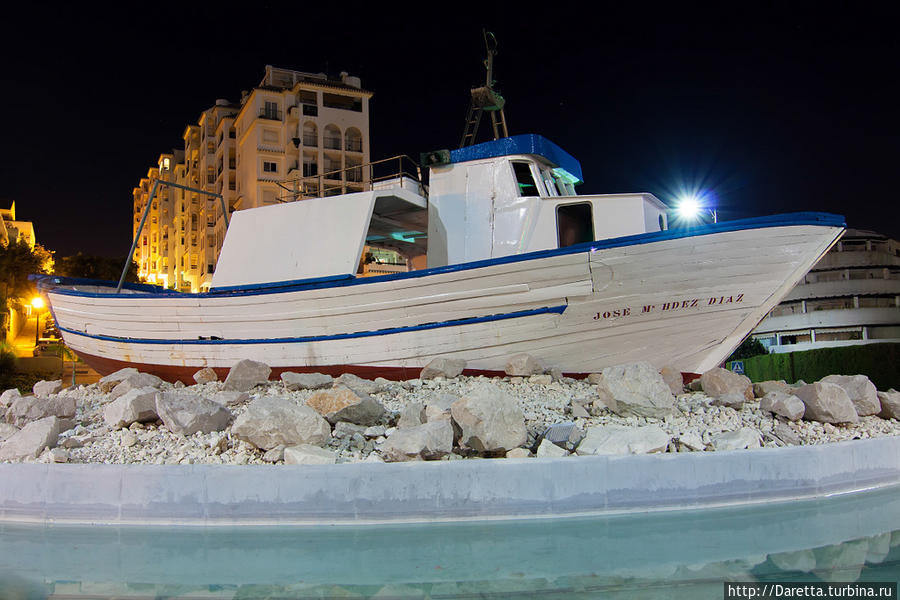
[74,350,700,386]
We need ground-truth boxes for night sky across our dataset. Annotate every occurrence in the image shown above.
[2,4,898,260]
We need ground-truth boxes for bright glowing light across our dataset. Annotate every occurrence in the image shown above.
[676,196,702,220]
[31,297,44,309]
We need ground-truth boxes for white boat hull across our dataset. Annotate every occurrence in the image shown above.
[41,216,844,381]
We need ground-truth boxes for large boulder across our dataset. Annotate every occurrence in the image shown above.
[793,382,859,424]
[110,372,163,400]
[0,416,60,461]
[103,387,159,429]
[420,357,466,380]
[424,393,458,422]
[759,391,806,421]
[33,379,63,398]
[576,425,670,455]
[6,394,75,427]
[223,359,271,391]
[98,367,140,393]
[594,362,676,418]
[450,383,527,453]
[878,390,900,420]
[536,438,568,458]
[283,444,337,465]
[306,385,385,426]
[819,375,881,416]
[155,392,232,435]
[281,372,333,391]
[504,353,543,377]
[380,420,454,462]
[700,368,753,403]
[232,396,331,450]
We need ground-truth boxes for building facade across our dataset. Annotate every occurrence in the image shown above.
[752,229,900,353]
[132,66,372,292]
[1,202,36,250]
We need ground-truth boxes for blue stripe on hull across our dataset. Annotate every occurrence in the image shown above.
[38,211,845,299]
[58,304,568,346]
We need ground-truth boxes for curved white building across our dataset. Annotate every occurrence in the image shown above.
[752,229,900,353]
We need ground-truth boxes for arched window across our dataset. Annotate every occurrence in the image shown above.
[302,122,317,147]
[345,128,363,152]
[323,124,342,150]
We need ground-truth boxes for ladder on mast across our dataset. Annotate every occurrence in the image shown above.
[459,30,509,148]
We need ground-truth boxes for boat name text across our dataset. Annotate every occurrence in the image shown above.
[592,293,744,321]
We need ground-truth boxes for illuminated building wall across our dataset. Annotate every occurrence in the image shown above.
[752,229,900,352]
[132,66,371,292]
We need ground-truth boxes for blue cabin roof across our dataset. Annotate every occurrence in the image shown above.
[448,134,584,184]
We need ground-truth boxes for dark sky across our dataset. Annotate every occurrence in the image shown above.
[1,4,898,259]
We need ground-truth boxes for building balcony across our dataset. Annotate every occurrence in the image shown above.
[812,250,900,270]
[323,137,342,150]
[302,135,317,147]
[784,278,900,301]
[257,145,285,154]
[258,108,282,121]
[755,306,900,335]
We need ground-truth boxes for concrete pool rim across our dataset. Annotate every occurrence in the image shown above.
[1,436,898,526]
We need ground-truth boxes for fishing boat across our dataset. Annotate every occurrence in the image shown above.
[37,132,844,382]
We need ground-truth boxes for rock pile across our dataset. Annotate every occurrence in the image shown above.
[2,357,900,465]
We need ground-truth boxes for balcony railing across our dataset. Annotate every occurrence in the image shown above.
[345,139,363,152]
[302,135,317,146]
[323,137,342,150]
[275,155,422,203]
[259,108,282,121]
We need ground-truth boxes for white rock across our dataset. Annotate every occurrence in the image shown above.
[335,373,385,395]
[232,396,331,450]
[794,382,859,424]
[48,447,69,463]
[397,401,426,428]
[759,391,805,421]
[110,372,163,400]
[576,425,670,455]
[595,362,676,418]
[210,390,249,407]
[192,367,218,384]
[420,357,466,380]
[155,392,233,435]
[878,390,900,420]
[306,385,385,426]
[6,394,76,427]
[504,353,543,377]
[711,428,762,451]
[753,380,791,398]
[380,420,453,462]
[0,416,60,461]
[32,379,63,398]
[0,388,22,408]
[677,431,705,451]
[450,383,527,453]
[98,367,140,393]
[505,447,530,458]
[700,368,753,403]
[536,438,568,458]
[659,366,684,395]
[223,359,271,391]
[281,372,333,391]
[0,423,19,443]
[711,392,745,409]
[820,375,881,416]
[103,387,159,429]
[283,444,337,465]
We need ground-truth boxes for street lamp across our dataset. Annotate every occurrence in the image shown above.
[31,296,43,348]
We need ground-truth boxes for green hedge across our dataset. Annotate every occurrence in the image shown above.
[738,343,900,391]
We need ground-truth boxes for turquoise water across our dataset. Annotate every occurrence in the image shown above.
[1,485,899,599]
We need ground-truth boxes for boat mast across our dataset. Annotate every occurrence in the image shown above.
[459,30,509,148]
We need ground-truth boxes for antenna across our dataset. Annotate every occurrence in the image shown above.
[459,30,509,148]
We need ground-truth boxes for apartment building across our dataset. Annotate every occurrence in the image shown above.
[1,202,36,249]
[132,66,372,292]
[752,229,900,352]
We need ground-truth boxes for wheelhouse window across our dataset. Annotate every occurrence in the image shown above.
[557,202,594,248]
[512,162,539,196]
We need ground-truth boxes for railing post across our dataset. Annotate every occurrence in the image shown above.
[117,178,159,294]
